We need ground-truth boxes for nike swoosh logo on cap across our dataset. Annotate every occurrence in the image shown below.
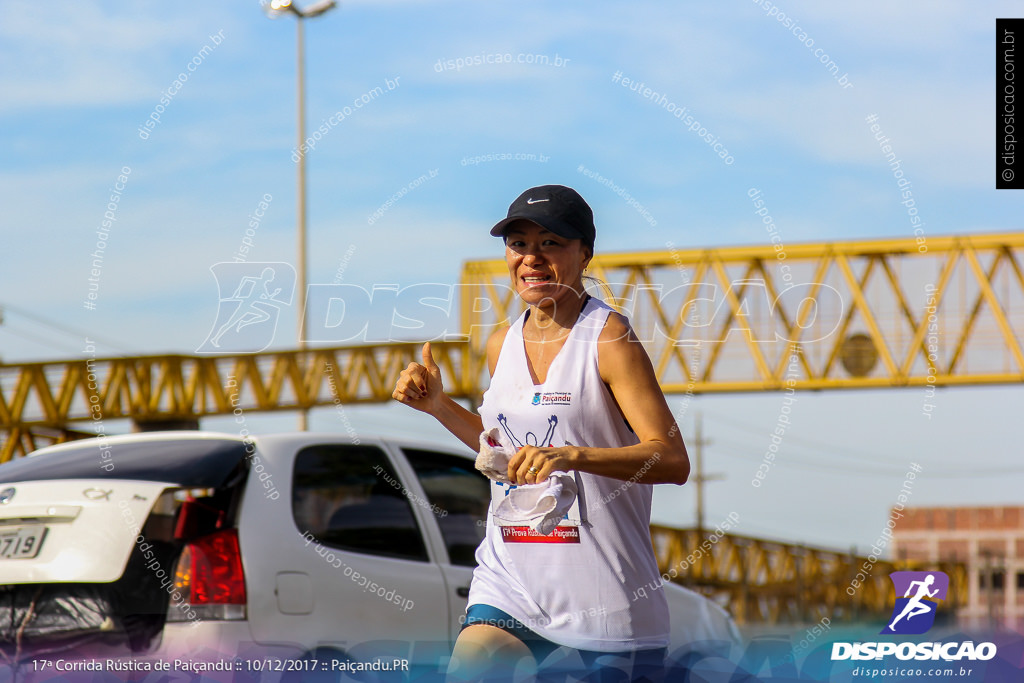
[526,198,549,204]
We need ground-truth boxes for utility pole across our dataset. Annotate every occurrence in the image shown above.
[692,412,724,538]
[263,0,338,431]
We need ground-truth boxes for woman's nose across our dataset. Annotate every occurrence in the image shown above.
[521,249,544,264]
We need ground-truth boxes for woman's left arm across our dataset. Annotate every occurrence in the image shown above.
[507,313,690,486]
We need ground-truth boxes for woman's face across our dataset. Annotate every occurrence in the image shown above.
[504,220,592,308]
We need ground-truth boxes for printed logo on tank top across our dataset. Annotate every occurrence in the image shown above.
[498,413,558,448]
[531,391,572,406]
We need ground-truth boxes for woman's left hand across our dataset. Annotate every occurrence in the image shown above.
[507,445,575,485]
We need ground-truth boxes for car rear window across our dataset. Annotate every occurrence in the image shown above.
[0,438,249,487]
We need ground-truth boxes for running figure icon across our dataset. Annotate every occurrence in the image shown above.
[887,574,939,631]
[210,267,283,348]
[196,261,295,354]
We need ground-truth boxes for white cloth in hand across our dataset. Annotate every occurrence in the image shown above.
[475,428,511,483]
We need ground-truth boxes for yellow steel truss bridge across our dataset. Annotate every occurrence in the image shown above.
[2,231,1021,461]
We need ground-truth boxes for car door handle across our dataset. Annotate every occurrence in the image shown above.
[456,586,470,598]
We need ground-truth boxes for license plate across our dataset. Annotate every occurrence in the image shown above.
[0,525,47,559]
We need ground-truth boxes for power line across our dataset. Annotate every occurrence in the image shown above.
[0,302,129,353]
[713,441,905,476]
[0,326,84,355]
[699,407,971,470]
[712,437,1021,479]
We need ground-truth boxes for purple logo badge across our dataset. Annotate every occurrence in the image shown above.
[881,571,948,635]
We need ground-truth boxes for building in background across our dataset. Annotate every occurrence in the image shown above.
[893,506,1024,631]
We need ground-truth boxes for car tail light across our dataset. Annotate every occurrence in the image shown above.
[168,529,247,622]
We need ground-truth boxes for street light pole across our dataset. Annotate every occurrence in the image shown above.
[295,15,308,431]
[264,0,337,431]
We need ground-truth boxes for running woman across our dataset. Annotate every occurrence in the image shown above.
[393,185,689,681]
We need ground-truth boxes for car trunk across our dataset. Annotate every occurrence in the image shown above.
[0,434,250,664]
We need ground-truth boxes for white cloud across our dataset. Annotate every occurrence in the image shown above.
[0,1,232,111]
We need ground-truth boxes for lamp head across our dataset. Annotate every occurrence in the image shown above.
[262,0,336,18]
[261,0,292,18]
[301,0,337,17]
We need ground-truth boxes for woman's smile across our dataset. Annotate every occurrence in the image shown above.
[519,270,553,287]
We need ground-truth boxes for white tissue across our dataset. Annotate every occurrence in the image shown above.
[494,471,578,535]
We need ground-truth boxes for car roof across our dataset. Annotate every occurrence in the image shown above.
[250,431,476,461]
[0,432,250,486]
[2,430,474,485]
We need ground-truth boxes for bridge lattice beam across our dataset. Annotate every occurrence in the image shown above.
[650,525,968,625]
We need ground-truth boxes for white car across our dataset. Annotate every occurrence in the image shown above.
[0,430,740,679]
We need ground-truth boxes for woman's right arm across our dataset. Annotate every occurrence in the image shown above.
[392,330,508,451]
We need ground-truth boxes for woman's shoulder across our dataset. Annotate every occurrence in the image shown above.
[576,296,626,332]
[594,307,641,383]
[591,301,632,344]
[486,325,512,376]
[486,325,512,352]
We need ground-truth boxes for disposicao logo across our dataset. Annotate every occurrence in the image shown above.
[882,570,948,635]
[831,569,997,663]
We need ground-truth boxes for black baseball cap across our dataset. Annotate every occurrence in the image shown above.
[490,185,596,252]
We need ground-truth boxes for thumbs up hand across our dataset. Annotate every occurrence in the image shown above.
[392,342,445,415]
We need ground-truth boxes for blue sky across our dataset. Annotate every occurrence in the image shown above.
[1,0,1021,552]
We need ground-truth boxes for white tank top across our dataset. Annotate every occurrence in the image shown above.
[470,296,670,651]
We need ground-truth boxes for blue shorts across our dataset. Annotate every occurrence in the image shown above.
[461,604,666,682]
